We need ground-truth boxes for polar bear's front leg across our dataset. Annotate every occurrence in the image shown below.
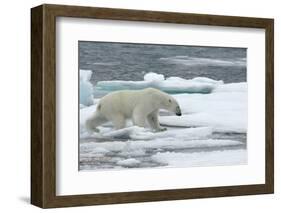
[147,110,167,132]
[132,107,146,128]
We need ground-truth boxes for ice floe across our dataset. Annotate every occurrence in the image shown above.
[117,158,141,167]
[80,69,94,106]
[159,56,246,67]
[95,72,223,94]
[79,71,247,170]
[152,149,247,167]
[80,135,243,154]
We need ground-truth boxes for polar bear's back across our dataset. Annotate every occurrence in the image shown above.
[98,90,142,118]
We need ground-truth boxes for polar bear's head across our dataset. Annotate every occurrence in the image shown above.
[161,95,182,116]
[145,88,182,116]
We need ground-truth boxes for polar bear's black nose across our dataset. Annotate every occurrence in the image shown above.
[175,106,181,116]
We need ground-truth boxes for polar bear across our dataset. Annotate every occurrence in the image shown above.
[85,88,182,132]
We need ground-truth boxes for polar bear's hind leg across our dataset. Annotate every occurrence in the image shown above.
[111,114,126,130]
[85,111,107,133]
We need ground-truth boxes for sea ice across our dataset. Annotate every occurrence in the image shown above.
[80,80,247,134]
[117,158,141,167]
[80,137,243,155]
[158,85,247,133]
[143,72,165,82]
[79,72,247,170]
[95,72,223,94]
[152,149,247,167]
[80,69,94,106]
[159,56,246,67]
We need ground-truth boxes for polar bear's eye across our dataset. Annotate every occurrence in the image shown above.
[168,99,172,103]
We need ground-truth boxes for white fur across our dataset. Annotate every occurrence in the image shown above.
[86,88,181,132]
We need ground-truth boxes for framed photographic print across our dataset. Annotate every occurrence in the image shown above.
[31,4,274,208]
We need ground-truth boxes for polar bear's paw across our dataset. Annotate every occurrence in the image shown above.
[93,128,100,133]
[156,127,167,132]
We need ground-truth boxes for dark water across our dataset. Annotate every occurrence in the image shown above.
[79,41,246,85]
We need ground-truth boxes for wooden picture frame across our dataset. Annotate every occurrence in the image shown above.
[31,4,274,208]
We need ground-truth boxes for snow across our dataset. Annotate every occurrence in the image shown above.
[117,158,141,167]
[80,147,110,159]
[80,123,213,141]
[80,135,245,169]
[119,149,146,157]
[95,72,223,94]
[80,69,94,106]
[80,137,243,156]
[91,147,110,154]
[79,72,247,170]
[81,81,247,134]
[160,113,246,133]
[130,126,213,140]
[158,83,247,133]
[152,149,247,167]
[213,82,247,93]
[79,104,97,134]
[143,72,165,81]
